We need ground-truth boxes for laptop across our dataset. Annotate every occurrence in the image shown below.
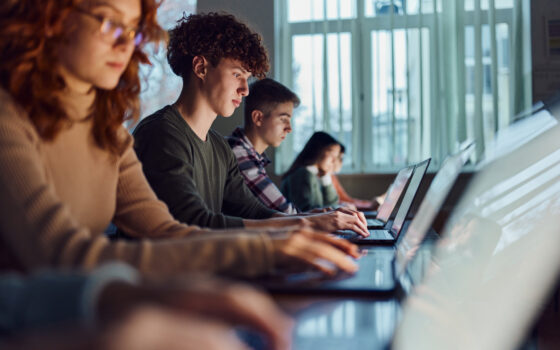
[261,147,472,295]
[338,158,431,245]
[366,165,415,228]
[394,113,560,349]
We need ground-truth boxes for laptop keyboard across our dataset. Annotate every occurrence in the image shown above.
[367,218,385,227]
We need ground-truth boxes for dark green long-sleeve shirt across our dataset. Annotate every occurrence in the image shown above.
[133,105,277,228]
[281,166,339,212]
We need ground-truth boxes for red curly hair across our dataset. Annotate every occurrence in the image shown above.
[167,12,269,83]
[0,0,167,155]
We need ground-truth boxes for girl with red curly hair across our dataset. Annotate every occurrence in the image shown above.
[0,1,360,277]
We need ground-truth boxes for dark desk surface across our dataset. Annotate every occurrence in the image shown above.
[269,227,438,350]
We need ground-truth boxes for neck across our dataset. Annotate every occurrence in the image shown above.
[173,81,217,141]
[59,87,96,121]
[56,65,96,120]
[244,126,269,154]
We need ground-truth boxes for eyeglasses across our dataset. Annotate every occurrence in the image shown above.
[75,8,144,46]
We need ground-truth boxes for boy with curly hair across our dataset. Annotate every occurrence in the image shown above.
[134,12,369,236]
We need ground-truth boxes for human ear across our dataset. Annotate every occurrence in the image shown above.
[192,56,208,80]
[251,110,265,127]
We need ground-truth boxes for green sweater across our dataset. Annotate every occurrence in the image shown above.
[133,105,276,228]
[280,166,339,212]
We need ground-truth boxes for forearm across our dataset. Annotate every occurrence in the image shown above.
[243,216,306,229]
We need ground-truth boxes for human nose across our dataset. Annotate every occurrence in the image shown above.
[286,120,292,133]
[239,78,249,97]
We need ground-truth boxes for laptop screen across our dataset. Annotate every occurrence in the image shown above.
[376,165,415,222]
[394,113,560,349]
[390,158,431,237]
[394,143,475,277]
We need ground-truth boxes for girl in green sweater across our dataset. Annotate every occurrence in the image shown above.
[281,132,342,211]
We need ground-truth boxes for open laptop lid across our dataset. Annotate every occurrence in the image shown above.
[394,141,475,277]
[393,116,560,349]
[387,158,431,239]
[375,165,415,222]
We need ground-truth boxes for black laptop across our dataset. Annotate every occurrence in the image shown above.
[260,145,473,296]
[366,165,415,228]
[338,158,431,245]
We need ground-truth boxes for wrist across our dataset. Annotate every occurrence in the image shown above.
[319,174,333,186]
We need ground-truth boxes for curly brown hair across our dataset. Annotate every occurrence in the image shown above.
[167,12,269,83]
[0,0,167,155]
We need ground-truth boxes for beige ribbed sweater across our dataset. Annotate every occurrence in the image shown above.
[0,89,274,277]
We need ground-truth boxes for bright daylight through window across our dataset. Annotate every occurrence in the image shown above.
[275,0,531,173]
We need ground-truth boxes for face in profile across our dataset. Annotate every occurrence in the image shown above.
[333,152,344,174]
[56,0,142,92]
[202,58,252,117]
[316,144,341,175]
[260,101,294,148]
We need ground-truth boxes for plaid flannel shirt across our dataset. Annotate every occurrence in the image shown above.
[227,127,298,214]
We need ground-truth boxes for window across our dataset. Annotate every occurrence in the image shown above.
[275,0,532,173]
[138,0,197,118]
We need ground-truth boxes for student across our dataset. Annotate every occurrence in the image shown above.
[133,12,369,237]
[227,78,299,214]
[0,263,291,350]
[0,0,360,277]
[331,144,380,210]
[281,132,343,212]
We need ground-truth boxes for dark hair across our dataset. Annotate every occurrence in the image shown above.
[0,0,167,155]
[283,131,341,179]
[339,143,346,154]
[167,12,269,83]
[244,78,300,127]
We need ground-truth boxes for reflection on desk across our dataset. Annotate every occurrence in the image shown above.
[285,298,399,349]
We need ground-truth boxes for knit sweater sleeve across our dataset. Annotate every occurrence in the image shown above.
[0,93,275,277]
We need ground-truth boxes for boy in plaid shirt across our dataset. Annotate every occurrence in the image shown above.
[227,79,299,214]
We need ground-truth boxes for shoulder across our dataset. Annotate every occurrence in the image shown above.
[225,127,246,148]
[133,106,185,140]
[133,106,193,151]
[0,88,40,143]
[284,167,312,182]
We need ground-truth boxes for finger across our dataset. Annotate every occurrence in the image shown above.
[356,211,368,226]
[351,215,370,237]
[335,212,369,237]
[283,232,354,275]
[292,252,340,276]
[221,286,293,350]
[308,233,362,258]
[335,207,355,215]
[302,241,359,274]
[352,223,370,238]
[169,285,292,350]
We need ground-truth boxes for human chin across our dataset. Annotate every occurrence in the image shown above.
[93,73,123,90]
[220,105,237,117]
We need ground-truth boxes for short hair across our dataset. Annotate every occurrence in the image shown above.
[167,12,269,83]
[244,78,300,127]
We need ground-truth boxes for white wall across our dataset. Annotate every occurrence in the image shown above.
[196,0,275,137]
